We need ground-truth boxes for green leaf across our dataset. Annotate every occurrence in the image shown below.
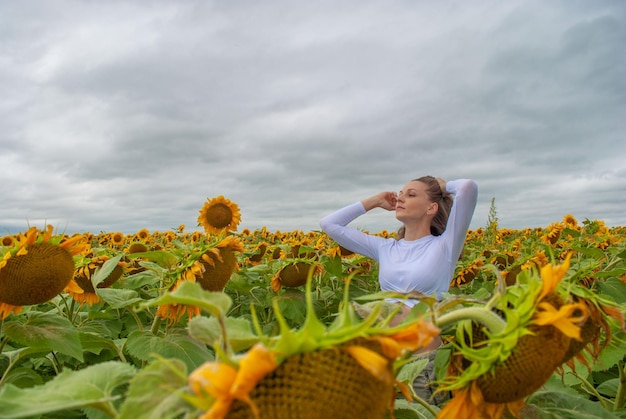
[96,288,143,309]
[277,289,306,324]
[91,254,123,288]
[79,331,122,357]
[396,358,429,387]
[3,311,84,361]
[572,247,607,260]
[121,270,160,289]
[597,278,626,304]
[321,254,343,278]
[595,340,626,372]
[119,358,190,419]
[124,329,214,371]
[2,367,44,388]
[127,251,179,269]
[526,390,619,418]
[597,378,619,398]
[392,399,437,419]
[142,281,232,318]
[0,361,136,418]
[188,315,260,353]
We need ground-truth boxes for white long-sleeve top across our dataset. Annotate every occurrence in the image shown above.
[319,179,478,306]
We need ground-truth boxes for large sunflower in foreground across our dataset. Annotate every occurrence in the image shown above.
[198,196,242,235]
[0,226,88,319]
[184,278,441,419]
[437,254,624,419]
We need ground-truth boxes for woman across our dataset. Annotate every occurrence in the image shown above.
[319,176,478,404]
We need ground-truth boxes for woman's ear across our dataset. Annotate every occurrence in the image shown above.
[427,202,439,215]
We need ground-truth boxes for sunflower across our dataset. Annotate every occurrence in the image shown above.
[185,278,440,419]
[451,259,484,287]
[156,236,244,324]
[540,222,564,246]
[110,232,125,246]
[246,242,268,265]
[156,261,205,325]
[1,235,15,247]
[197,196,241,235]
[437,253,620,419]
[197,235,244,292]
[135,228,151,241]
[562,214,579,229]
[270,260,321,292]
[0,226,88,319]
[126,242,148,254]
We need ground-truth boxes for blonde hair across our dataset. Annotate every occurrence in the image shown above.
[397,176,453,238]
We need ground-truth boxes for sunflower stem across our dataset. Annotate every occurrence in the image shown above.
[614,360,626,411]
[127,307,144,332]
[411,392,439,417]
[0,354,17,386]
[150,315,162,335]
[570,368,612,410]
[435,307,506,334]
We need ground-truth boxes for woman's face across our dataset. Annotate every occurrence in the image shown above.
[395,180,435,223]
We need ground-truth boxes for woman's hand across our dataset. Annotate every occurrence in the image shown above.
[361,191,397,211]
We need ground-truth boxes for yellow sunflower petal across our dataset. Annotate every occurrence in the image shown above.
[345,345,393,385]
[387,319,441,353]
[230,343,278,400]
[439,385,481,419]
[534,302,586,340]
[539,253,571,300]
[189,361,237,401]
[0,301,23,320]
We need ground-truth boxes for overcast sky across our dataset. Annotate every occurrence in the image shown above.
[1,0,624,236]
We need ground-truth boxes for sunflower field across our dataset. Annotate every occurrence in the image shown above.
[0,196,625,419]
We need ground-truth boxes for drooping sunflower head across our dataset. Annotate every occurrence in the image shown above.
[270,260,322,292]
[197,235,244,292]
[155,235,244,325]
[0,226,89,319]
[184,276,440,419]
[156,260,205,325]
[126,242,148,254]
[437,252,621,419]
[197,196,241,235]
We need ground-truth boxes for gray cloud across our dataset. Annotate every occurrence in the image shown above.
[1,0,625,236]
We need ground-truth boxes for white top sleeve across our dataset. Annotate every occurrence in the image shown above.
[440,179,479,263]
[318,202,389,260]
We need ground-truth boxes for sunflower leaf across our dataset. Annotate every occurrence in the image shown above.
[118,357,189,419]
[188,315,260,353]
[79,331,123,356]
[141,281,232,317]
[96,288,143,309]
[3,311,83,362]
[127,250,179,269]
[525,390,619,418]
[2,367,44,388]
[597,278,626,304]
[392,399,438,419]
[124,329,214,372]
[0,361,136,418]
[91,254,123,288]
